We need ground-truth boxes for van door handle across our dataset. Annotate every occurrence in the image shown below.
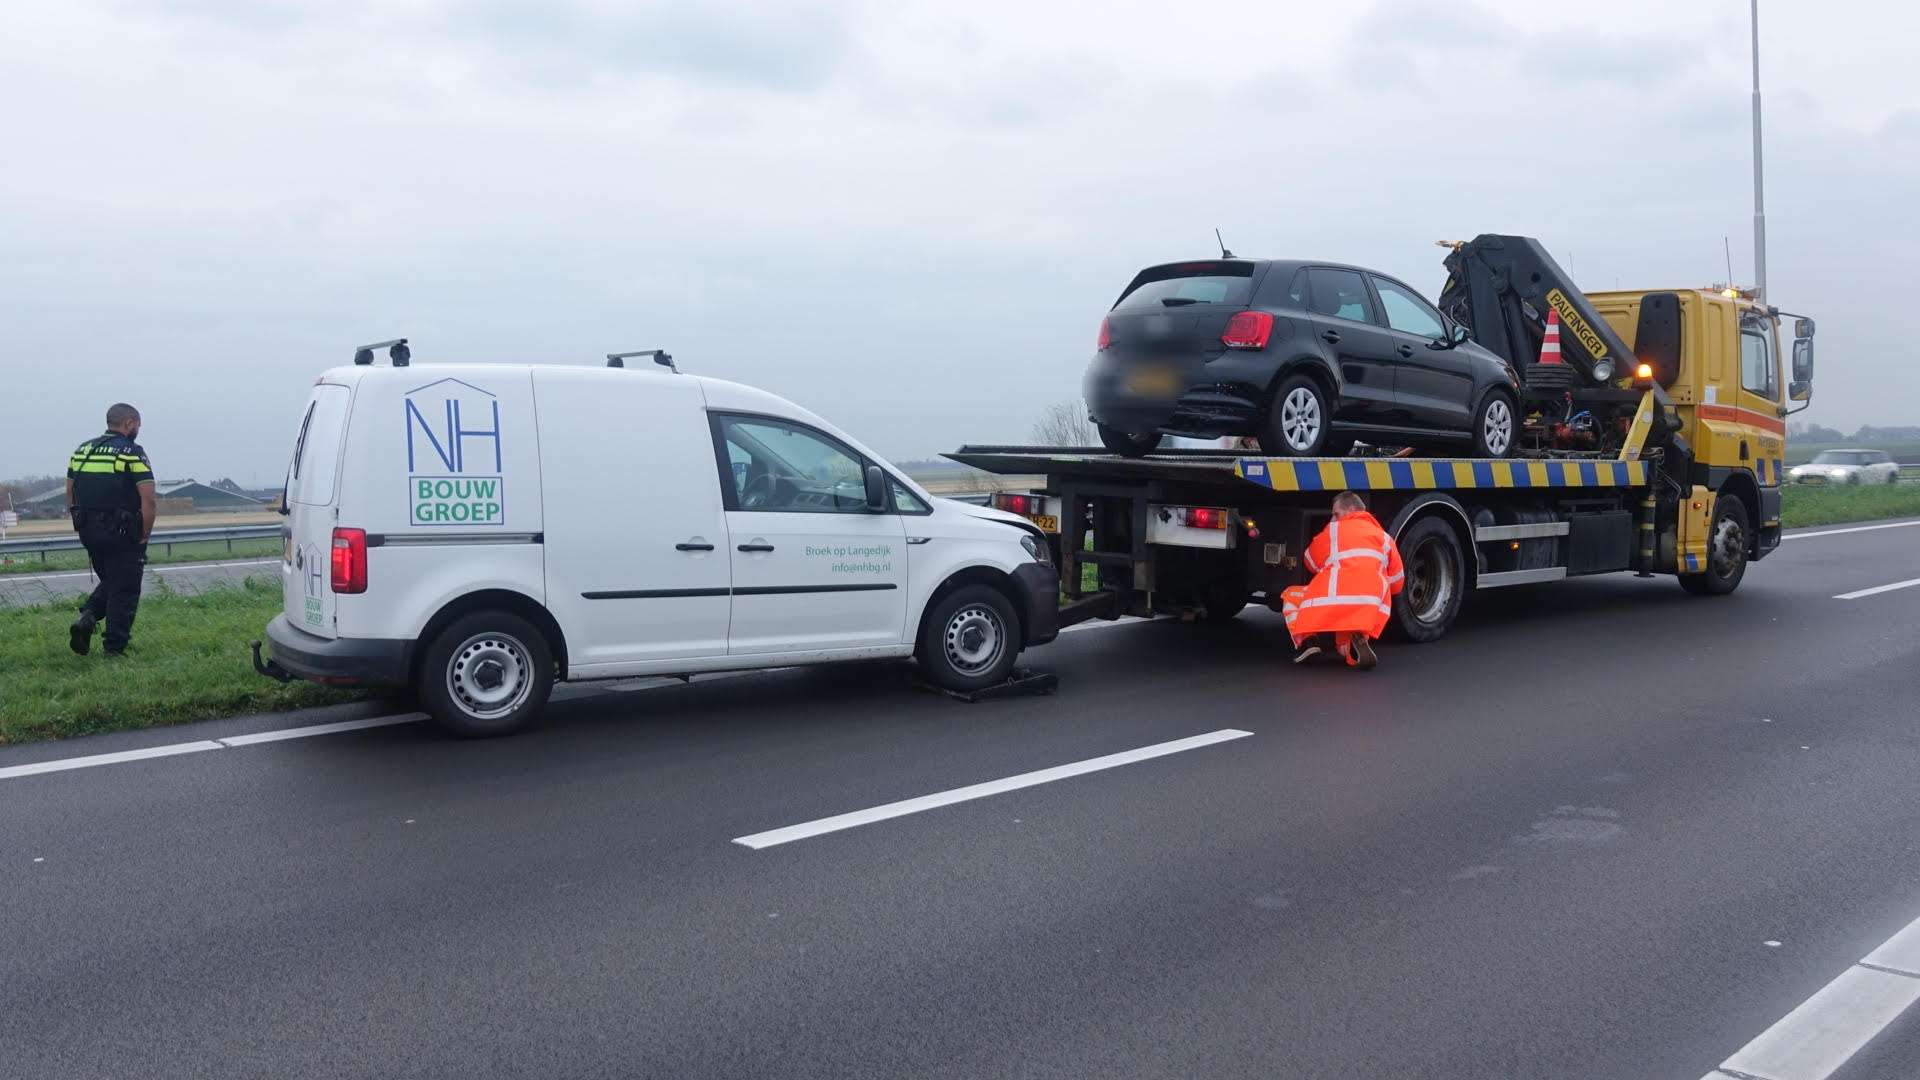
[675,542,715,552]
[1321,330,1340,344]
[1397,344,1415,358]
[737,543,775,553]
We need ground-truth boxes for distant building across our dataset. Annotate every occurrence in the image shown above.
[153,480,265,513]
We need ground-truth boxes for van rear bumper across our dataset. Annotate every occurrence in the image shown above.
[1011,562,1061,647]
[263,614,415,688]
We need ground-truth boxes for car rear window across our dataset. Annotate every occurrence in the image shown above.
[1113,262,1256,310]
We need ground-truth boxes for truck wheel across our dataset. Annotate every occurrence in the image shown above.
[1470,390,1517,458]
[1202,581,1248,624]
[1097,423,1163,457]
[1388,517,1465,642]
[417,611,555,738]
[1259,376,1332,457]
[918,585,1020,692]
[1677,496,1750,597]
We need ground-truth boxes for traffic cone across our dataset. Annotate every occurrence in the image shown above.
[1538,307,1563,364]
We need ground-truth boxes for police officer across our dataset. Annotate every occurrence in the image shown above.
[65,403,157,657]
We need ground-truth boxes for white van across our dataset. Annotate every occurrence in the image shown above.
[256,348,1060,736]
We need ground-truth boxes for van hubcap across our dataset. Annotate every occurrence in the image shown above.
[944,606,1005,675]
[448,633,532,719]
[1281,388,1322,451]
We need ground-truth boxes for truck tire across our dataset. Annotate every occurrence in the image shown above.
[1202,581,1249,624]
[417,611,555,738]
[1387,516,1466,643]
[1470,390,1518,458]
[1677,496,1750,597]
[1097,423,1163,457]
[1259,375,1333,457]
[1523,362,1577,393]
[917,585,1021,692]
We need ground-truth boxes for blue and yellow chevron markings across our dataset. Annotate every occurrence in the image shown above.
[1233,457,1651,492]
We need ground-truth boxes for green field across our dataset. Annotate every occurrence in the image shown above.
[0,538,281,576]
[0,578,360,744]
[1779,482,1920,528]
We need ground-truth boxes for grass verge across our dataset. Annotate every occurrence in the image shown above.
[0,577,361,745]
[0,538,282,576]
[1780,483,1920,529]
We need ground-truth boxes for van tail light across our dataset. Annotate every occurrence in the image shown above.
[1097,317,1112,351]
[331,527,368,594]
[1221,311,1273,349]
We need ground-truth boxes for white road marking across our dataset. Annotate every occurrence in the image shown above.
[732,728,1253,850]
[0,741,225,781]
[1784,519,1920,541]
[1834,577,1920,601]
[217,713,425,746]
[1699,911,1920,1080]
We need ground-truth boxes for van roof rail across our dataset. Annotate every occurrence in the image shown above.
[353,339,410,367]
[607,349,676,373]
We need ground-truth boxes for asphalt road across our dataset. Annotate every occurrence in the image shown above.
[3,520,1919,1079]
[0,556,278,606]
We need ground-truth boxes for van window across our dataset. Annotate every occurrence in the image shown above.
[289,385,351,506]
[714,415,872,513]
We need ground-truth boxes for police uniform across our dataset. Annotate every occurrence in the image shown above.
[67,431,155,655]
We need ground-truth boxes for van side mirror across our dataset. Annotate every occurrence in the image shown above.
[864,465,888,512]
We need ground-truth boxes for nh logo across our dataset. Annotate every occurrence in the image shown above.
[404,378,502,474]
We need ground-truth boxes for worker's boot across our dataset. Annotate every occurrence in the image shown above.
[69,610,98,656]
[1293,642,1322,664]
[1349,635,1378,671]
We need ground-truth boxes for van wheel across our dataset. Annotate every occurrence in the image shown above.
[418,611,554,738]
[1677,496,1750,597]
[1097,423,1163,457]
[918,585,1020,692]
[1387,517,1465,643]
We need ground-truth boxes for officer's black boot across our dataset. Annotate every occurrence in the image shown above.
[69,610,98,656]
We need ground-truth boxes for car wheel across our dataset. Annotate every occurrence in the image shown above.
[417,611,555,738]
[1470,390,1517,458]
[1097,423,1163,458]
[1677,495,1750,597]
[917,584,1021,692]
[1259,376,1333,457]
[1386,516,1465,643]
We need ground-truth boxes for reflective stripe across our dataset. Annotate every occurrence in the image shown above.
[72,461,117,473]
[1332,549,1387,563]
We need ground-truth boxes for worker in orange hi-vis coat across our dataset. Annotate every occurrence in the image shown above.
[1281,491,1404,669]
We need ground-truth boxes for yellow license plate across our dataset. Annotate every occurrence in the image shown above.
[1801,476,1824,484]
[1026,513,1059,533]
[1126,367,1182,398]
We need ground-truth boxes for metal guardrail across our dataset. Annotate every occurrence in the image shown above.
[0,524,280,562]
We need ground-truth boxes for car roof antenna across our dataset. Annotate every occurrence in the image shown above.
[1214,228,1235,260]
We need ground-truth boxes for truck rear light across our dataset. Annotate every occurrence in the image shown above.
[995,493,1043,516]
[331,527,368,594]
[1221,311,1273,349]
[1097,317,1112,351]
[1163,506,1229,530]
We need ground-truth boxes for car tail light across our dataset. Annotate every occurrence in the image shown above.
[1221,311,1273,349]
[331,527,368,594]
[1097,317,1112,351]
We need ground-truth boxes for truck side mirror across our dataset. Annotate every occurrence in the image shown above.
[864,465,888,512]
[1792,338,1814,383]
[1794,317,1816,339]
[1788,381,1811,402]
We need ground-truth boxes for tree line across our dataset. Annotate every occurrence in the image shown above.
[1787,424,1920,444]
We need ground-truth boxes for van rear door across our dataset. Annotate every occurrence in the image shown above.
[281,383,353,639]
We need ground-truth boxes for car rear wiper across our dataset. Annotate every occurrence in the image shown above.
[1160,297,1203,306]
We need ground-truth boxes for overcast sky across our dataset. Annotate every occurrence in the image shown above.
[3,0,1914,485]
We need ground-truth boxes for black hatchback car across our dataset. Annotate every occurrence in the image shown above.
[1082,258,1522,457]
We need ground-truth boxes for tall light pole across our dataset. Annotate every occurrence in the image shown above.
[1750,0,1767,299]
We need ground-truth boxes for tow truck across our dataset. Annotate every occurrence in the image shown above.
[953,235,1818,641]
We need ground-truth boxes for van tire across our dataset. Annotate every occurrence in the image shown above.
[917,585,1021,692]
[417,611,555,738]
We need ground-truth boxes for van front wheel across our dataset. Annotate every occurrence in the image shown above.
[918,585,1021,692]
[418,611,555,738]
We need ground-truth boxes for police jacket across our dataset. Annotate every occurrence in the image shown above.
[68,431,155,513]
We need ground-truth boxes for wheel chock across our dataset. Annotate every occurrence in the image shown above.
[912,668,1059,703]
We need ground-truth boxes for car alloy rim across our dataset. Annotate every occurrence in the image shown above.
[944,604,1006,675]
[1282,388,1321,451]
[1483,398,1513,456]
[1710,515,1746,579]
[447,632,533,719]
